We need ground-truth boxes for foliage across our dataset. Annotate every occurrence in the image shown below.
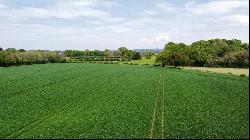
[64,47,136,62]
[118,47,132,60]
[103,49,111,58]
[131,51,142,60]
[142,51,154,59]
[156,39,249,68]
[0,50,65,67]
[18,49,26,52]
[157,42,190,67]
[6,48,17,52]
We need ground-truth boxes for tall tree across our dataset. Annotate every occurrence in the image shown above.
[113,50,121,58]
[131,51,142,60]
[118,47,129,58]
[104,49,111,57]
[19,49,26,52]
[159,42,189,67]
[142,51,154,59]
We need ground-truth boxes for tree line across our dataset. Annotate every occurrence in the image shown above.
[156,39,249,68]
[0,47,144,67]
[0,48,66,67]
[1,38,248,68]
[64,47,142,61]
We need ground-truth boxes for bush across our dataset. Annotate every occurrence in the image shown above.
[240,74,246,77]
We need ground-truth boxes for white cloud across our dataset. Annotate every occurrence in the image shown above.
[186,0,249,15]
[19,7,51,18]
[142,33,169,44]
[0,0,113,20]
[0,23,88,37]
[0,0,248,50]
[144,10,157,16]
[223,15,249,26]
[156,1,179,14]
[95,24,133,33]
[0,3,7,8]
[49,0,110,19]
[101,1,119,8]
[74,0,96,6]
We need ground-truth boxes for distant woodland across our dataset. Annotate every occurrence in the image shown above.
[0,38,248,68]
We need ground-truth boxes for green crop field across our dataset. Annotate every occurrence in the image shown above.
[0,63,249,139]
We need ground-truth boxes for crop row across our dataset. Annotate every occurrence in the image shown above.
[0,64,248,138]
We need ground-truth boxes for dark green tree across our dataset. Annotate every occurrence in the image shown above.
[118,47,129,58]
[19,49,26,52]
[131,51,142,60]
[142,51,154,59]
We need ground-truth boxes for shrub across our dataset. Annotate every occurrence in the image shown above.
[240,74,246,77]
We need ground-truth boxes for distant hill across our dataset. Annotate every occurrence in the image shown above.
[133,49,163,54]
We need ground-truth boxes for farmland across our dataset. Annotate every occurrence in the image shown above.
[129,56,156,65]
[0,63,249,139]
[183,67,249,76]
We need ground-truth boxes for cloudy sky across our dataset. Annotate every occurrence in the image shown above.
[0,0,249,50]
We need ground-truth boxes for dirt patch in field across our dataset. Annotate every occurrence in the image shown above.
[183,67,249,76]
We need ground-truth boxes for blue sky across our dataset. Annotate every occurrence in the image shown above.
[0,0,249,50]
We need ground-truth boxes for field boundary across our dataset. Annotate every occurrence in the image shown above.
[183,67,249,76]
